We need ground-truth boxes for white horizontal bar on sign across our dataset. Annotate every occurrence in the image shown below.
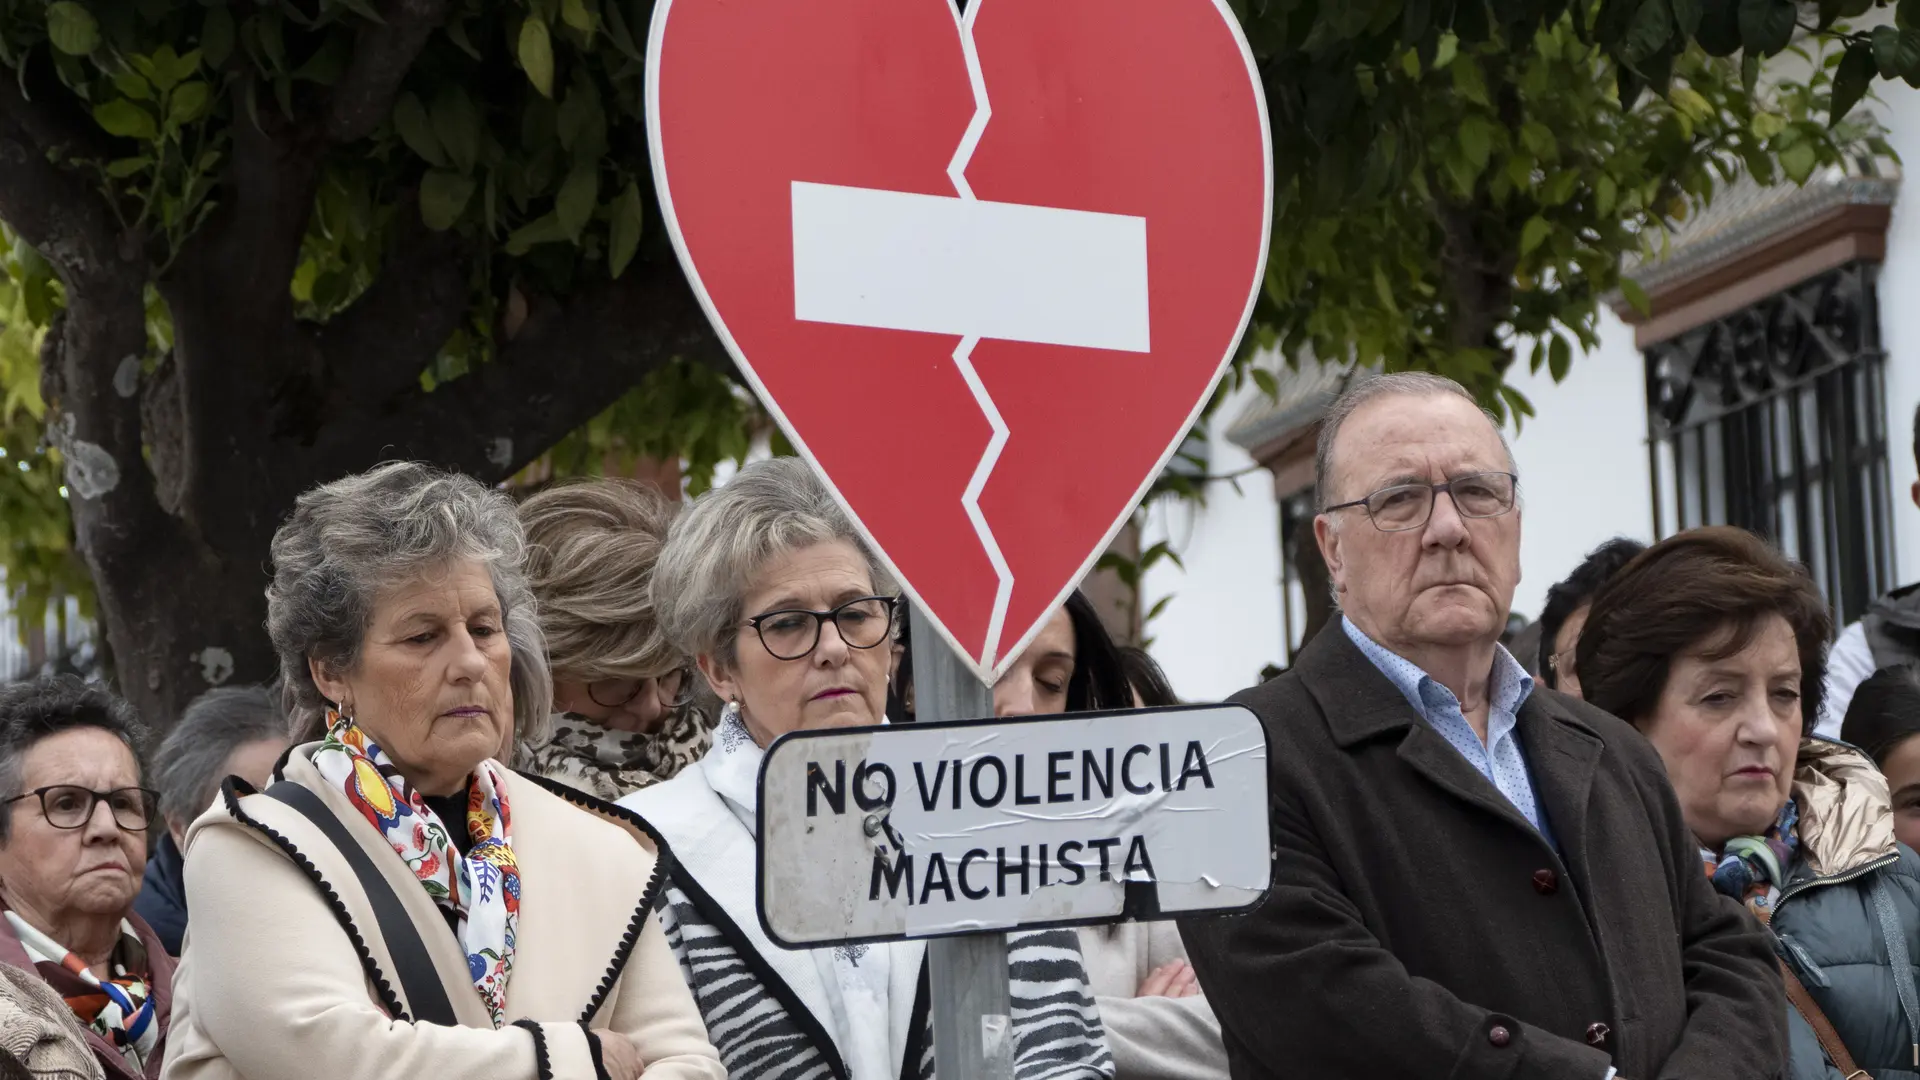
[791,181,1150,353]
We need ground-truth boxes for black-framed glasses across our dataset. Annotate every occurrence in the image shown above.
[587,667,691,710]
[746,595,899,661]
[3,785,159,832]
[1322,471,1518,533]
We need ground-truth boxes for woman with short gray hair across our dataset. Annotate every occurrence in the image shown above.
[623,456,1114,1080]
[163,462,722,1080]
[135,686,288,956]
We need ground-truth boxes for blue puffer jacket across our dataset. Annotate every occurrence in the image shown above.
[1771,739,1920,1080]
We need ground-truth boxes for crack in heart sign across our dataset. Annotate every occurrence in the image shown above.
[646,0,1273,682]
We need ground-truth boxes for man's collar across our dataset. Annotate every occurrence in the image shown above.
[1340,614,1533,717]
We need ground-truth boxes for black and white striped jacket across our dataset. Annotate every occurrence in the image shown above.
[625,759,1115,1080]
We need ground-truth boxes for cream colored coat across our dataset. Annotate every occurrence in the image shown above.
[158,747,723,1080]
[1075,923,1228,1080]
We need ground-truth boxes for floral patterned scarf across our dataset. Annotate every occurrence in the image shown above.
[3,910,155,1070]
[1701,797,1799,923]
[310,712,520,1026]
[522,700,715,802]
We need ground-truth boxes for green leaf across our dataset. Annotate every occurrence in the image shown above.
[519,18,555,98]
[1873,26,1920,82]
[562,0,596,33]
[1623,0,1672,62]
[1251,367,1279,397]
[104,156,151,178]
[1457,113,1495,174]
[93,100,157,141]
[1548,333,1572,381]
[392,92,446,167]
[608,180,643,278]
[168,81,211,127]
[201,6,236,67]
[146,46,185,91]
[1779,139,1819,183]
[1372,263,1400,315]
[431,87,482,174]
[113,71,153,102]
[1750,109,1787,139]
[419,170,476,231]
[1619,276,1651,317]
[1596,173,1618,215]
[555,164,598,240]
[1520,215,1552,256]
[46,3,99,57]
[1737,0,1795,56]
[1832,42,1875,122]
[504,212,568,255]
[1742,51,1761,95]
[1670,0,1705,35]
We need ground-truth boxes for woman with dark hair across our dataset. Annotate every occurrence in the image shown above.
[1117,648,1179,708]
[991,591,1228,1080]
[1577,526,1920,1080]
[1842,664,1920,854]
[1535,536,1645,697]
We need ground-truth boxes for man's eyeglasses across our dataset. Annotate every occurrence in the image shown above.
[3,785,159,832]
[1321,471,1518,533]
[586,667,690,711]
[746,596,899,661]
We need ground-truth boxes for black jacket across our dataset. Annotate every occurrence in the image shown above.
[134,832,187,957]
[1179,623,1786,1079]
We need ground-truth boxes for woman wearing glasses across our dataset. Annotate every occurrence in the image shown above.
[0,675,174,1080]
[623,457,1113,1080]
[519,479,715,801]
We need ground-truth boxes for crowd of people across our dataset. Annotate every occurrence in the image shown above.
[0,371,1915,1080]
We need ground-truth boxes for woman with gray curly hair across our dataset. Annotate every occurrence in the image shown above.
[518,480,714,801]
[621,457,1113,1080]
[161,462,722,1080]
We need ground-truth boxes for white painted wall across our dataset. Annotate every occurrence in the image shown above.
[1503,309,1657,621]
[1137,377,1287,701]
[1870,80,1920,586]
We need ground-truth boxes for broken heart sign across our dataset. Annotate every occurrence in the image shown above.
[647,0,1272,683]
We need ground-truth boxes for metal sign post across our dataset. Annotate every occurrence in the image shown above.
[910,604,1014,1080]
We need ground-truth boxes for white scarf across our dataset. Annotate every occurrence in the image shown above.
[706,706,899,1080]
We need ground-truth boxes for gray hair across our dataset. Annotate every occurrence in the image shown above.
[266,461,553,745]
[152,685,286,828]
[1313,370,1517,510]
[519,479,682,683]
[0,676,147,843]
[651,456,897,670]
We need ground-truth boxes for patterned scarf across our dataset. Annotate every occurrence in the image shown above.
[310,712,520,1026]
[1701,797,1799,922]
[3,910,155,1070]
[522,701,715,802]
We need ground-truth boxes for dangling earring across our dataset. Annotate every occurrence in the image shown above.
[719,698,741,727]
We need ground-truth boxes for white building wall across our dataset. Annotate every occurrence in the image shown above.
[1872,80,1920,586]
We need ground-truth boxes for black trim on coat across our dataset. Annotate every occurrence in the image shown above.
[514,772,674,1023]
[582,1022,610,1080]
[217,775,414,1023]
[667,860,853,1080]
[512,1019,553,1080]
[899,957,932,1080]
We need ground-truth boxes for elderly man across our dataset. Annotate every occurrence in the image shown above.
[1181,373,1784,1079]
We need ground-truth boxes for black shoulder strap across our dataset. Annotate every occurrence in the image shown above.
[263,781,460,1027]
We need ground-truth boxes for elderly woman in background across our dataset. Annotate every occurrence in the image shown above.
[623,456,1112,1080]
[1577,526,1920,1080]
[1843,665,1920,854]
[990,592,1228,1080]
[135,687,288,957]
[518,479,714,801]
[0,676,174,1080]
[161,462,722,1080]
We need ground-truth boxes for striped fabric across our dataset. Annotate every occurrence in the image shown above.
[658,882,1113,1080]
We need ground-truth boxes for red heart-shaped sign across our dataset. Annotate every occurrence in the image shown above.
[648,0,1272,680]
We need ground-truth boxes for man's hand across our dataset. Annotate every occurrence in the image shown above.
[1136,960,1202,998]
[592,1029,646,1080]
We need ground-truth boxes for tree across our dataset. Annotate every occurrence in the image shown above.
[0,0,1902,724]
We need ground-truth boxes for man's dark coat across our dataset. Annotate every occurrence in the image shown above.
[1181,624,1786,1080]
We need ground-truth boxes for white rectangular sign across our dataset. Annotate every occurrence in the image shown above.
[756,705,1270,947]
[790,180,1151,353]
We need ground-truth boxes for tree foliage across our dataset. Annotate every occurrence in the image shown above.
[0,0,1903,708]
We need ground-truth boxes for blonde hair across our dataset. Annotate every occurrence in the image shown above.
[519,478,682,683]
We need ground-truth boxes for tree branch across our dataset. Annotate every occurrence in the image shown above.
[316,205,473,405]
[307,256,726,482]
[0,75,132,290]
[327,0,454,143]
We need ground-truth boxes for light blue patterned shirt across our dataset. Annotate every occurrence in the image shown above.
[1343,616,1556,848]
